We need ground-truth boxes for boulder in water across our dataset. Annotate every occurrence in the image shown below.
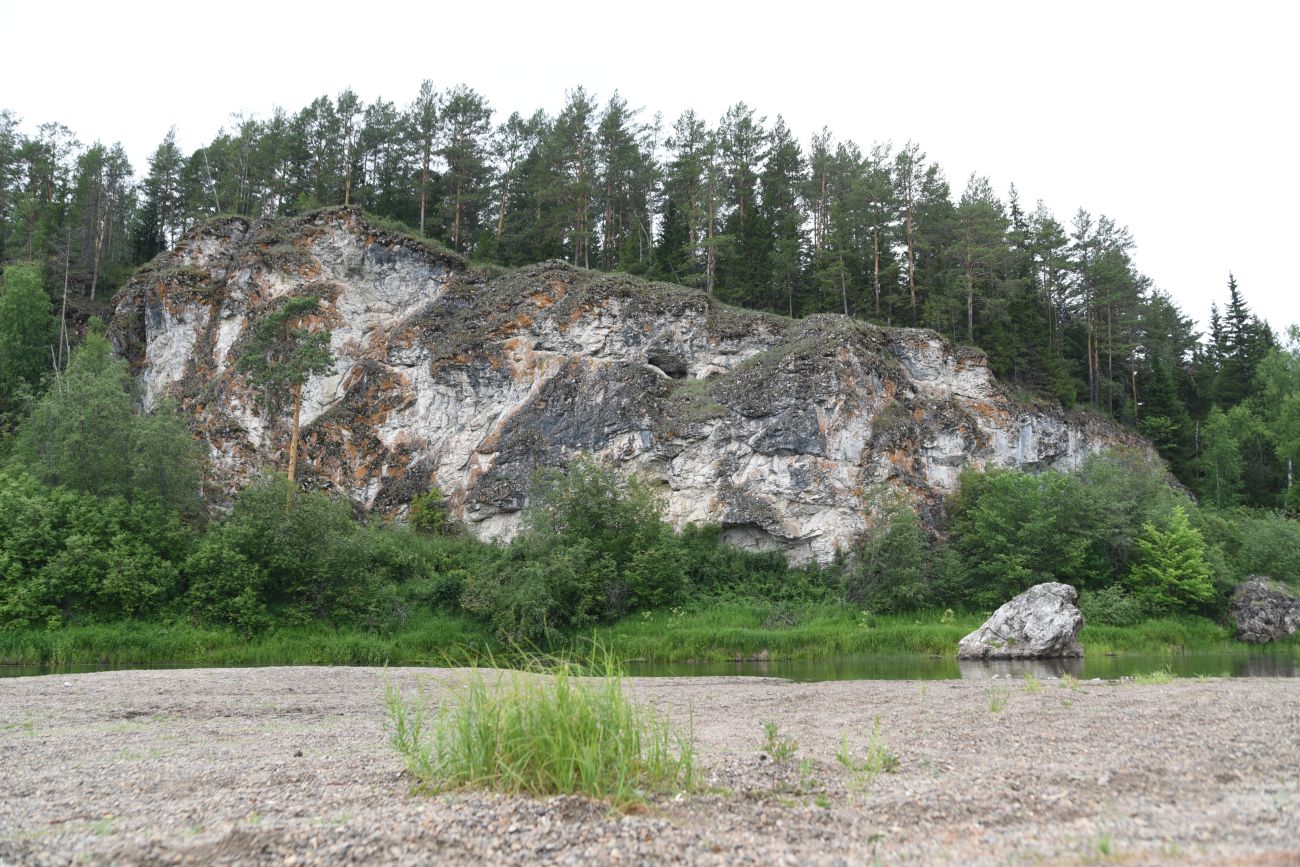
[958,582,1085,659]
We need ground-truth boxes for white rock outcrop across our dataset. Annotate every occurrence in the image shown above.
[111,208,1145,563]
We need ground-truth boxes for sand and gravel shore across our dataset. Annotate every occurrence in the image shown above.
[1,666,1297,865]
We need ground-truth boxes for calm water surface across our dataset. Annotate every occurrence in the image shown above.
[3,652,1298,681]
[625,652,1300,681]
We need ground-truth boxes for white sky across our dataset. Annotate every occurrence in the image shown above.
[2,0,1296,332]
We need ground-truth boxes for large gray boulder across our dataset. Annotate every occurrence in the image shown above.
[1228,576,1300,644]
[958,582,1085,659]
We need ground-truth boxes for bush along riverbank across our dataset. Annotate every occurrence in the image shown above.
[3,604,1296,669]
[2,346,1299,669]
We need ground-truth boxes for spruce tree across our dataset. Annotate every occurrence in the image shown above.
[1125,506,1215,615]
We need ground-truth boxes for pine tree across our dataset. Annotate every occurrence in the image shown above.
[132,129,184,260]
[438,85,492,252]
[949,175,1006,344]
[656,110,708,286]
[406,80,440,236]
[758,116,805,316]
[1255,327,1300,510]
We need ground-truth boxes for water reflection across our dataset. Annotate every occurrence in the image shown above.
[3,652,1298,681]
[955,658,1085,680]
[624,651,1300,682]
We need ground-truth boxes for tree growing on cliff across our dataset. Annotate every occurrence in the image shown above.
[237,296,333,509]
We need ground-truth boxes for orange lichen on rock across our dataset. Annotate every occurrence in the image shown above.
[527,288,559,309]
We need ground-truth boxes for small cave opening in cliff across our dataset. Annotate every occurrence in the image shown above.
[646,351,688,380]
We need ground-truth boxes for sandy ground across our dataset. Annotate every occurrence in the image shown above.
[1,667,1297,865]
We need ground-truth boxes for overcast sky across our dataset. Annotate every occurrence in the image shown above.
[3,0,1295,333]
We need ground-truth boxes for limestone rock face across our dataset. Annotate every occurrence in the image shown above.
[957,583,1085,659]
[1228,577,1300,644]
[110,208,1144,563]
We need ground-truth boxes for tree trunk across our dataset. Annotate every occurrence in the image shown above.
[58,236,71,368]
[286,380,302,511]
[496,168,510,244]
[839,253,849,316]
[453,175,463,251]
[906,204,916,325]
[419,144,430,234]
[1131,368,1138,422]
[872,228,881,316]
[965,270,974,343]
[90,217,104,302]
[705,197,716,297]
[1106,303,1114,415]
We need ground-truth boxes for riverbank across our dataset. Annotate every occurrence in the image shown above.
[3,605,1294,669]
[1,667,1296,865]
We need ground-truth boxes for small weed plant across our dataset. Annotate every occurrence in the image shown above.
[1059,673,1080,691]
[761,720,799,762]
[835,717,899,788]
[988,686,1010,713]
[1022,672,1043,693]
[385,652,694,806]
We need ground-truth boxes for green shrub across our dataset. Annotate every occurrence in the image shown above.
[461,538,615,644]
[525,457,667,571]
[1237,511,1300,584]
[186,476,392,628]
[409,487,452,535]
[674,523,831,605]
[946,467,1095,607]
[1078,585,1144,626]
[385,653,694,805]
[0,263,55,418]
[944,451,1209,610]
[460,459,691,643]
[0,471,191,628]
[9,325,202,515]
[1124,506,1216,616]
[183,539,268,634]
[843,490,931,612]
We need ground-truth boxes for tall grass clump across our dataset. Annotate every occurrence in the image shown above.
[385,653,693,805]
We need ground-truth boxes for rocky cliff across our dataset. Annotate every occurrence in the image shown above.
[111,207,1143,562]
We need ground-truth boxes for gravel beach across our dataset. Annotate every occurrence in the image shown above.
[1,667,1297,865]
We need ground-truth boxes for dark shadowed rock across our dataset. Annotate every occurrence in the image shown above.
[1229,576,1300,644]
[957,583,1085,659]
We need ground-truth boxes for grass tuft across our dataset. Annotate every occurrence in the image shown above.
[835,717,900,788]
[988,686,1010,713]
[1133,666,1175,685]
[761,720,799,762]
[385,651,694,806]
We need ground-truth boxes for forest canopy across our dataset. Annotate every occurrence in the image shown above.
[0,83,1294,508]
